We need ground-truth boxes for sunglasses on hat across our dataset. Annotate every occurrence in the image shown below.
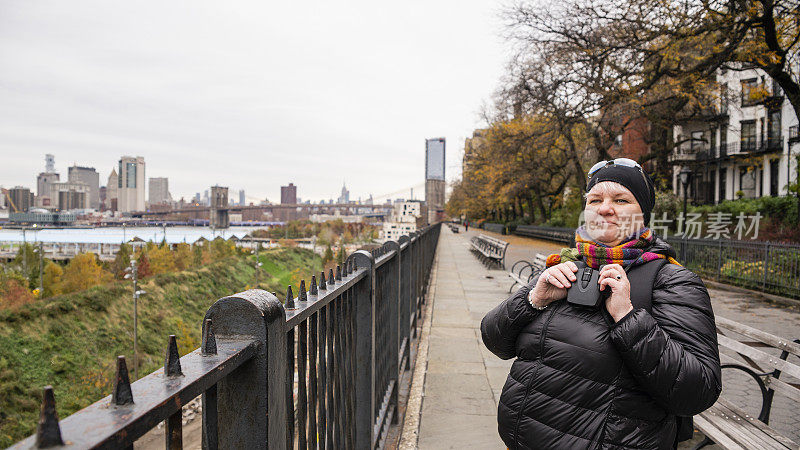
[587,158,651,191]
[587,158,642,178]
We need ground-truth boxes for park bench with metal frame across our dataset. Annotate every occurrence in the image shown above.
[508,253,547,292]
[469,234,509,269]
[448,223,460,234]
[693,316,800,450]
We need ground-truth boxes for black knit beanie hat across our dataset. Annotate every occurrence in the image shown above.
[586,164,656,225]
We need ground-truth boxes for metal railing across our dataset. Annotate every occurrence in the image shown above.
[668,237,800,299]
[511,225,800,299]
[514,225,575,245]
[10,223,441,449]
[482,222,507,234]
[672,138,785,163]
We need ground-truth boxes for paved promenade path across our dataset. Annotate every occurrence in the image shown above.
[414,226,800,449]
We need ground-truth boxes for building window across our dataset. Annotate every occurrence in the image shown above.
[719,167,727,201]
[741,78,759,107]
[770,159,780,196]
[740,167,756,198]
[691,131,704,151]
[741,121,757,151]
[126,163,137,188]
[768,110,782,149]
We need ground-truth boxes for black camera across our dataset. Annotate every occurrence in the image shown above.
[566,261,609,308]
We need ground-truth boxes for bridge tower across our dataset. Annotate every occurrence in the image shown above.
[210,186,230,229]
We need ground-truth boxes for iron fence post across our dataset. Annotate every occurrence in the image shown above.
[763,243,770,289]
[383,240,402,423]
[349,250,376,449]
[398,235,411,370]
[717,240,723,280]
[202,289,287,449]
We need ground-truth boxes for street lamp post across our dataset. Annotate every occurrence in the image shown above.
[679,167,692,262]
[251,238,262,287]
[37,243,43,294]
[124,257,145,379]
[22,227,27,279]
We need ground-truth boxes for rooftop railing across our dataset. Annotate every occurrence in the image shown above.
[10,223,441,449]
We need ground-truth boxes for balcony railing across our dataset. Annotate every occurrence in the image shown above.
[10,224,442,449]
[673,138,786,163]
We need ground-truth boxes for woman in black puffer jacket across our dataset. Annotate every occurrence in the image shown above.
[481,161,721,449]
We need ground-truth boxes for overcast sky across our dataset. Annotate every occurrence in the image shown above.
[0,1,509,203]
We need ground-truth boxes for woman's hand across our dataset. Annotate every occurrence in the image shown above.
[598,264,633,322]
[531,262,578,308]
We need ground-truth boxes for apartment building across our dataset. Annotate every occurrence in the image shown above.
[671,67,799,203]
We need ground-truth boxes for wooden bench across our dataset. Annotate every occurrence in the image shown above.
[693,316,800,450]
[508,253,547,293]
[469,234,510,269]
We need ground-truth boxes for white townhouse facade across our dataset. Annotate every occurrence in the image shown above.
[671,66,800,204]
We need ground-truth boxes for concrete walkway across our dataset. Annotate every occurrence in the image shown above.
[416,227,544,449]
[413,226,800,449]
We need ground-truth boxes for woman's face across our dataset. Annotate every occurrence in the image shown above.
[584,181,644,246]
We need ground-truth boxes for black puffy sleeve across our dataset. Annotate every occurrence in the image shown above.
[480,280,540,360]
[610,265,722,415]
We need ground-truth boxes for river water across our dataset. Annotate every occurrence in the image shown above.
[0,226,267,244]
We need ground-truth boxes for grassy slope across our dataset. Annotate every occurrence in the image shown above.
[0,247,321,446]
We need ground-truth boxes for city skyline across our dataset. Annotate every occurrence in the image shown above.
[0,1,508,202]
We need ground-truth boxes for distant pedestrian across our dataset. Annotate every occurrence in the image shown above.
[464,220,469,231]
[481,159,721,449]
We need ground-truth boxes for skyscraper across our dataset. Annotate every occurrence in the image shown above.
[36,154,60,208]
[239,189,246,206]
[53,181,89,210]
[36,172,59,207]
[425,137,446,224]
[68,165,100,209]
[107,168,118,211]
[148,177,170,205]
[8,187,34,212]
[337,182,350,204]
[281,183,297,204]
[45,154,55,173]
[117,156,145,213]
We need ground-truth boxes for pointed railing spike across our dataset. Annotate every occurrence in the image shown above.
[311,275,318,296]
[336,265,342,281]
[285,285,297,310]
[36,386,64,447]
[328,268,335,285]
[164,335,183,377]
[202,319,217,356]
[320,271,327,290]
[112,356,134,405]
[299,280,308,301]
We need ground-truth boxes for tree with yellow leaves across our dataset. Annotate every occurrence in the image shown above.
[148,245,176,275]
[60,253,112,294]
[42,261,63,298]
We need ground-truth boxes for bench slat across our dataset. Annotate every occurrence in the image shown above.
[694,410,748,450]
[694,403,751,450]
[717,317,800,358]
[716,398,799,449]
[697,401,779,450]
[717,334,800,380]
[721,352,800,404]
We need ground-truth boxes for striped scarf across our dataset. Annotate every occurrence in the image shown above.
[545,226,682,270]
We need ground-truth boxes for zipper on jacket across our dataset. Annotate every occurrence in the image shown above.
[513,305,558,449]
